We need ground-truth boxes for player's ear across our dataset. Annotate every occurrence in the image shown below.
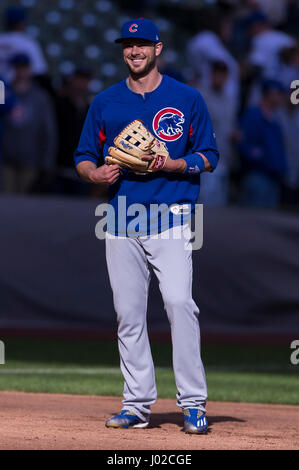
[154,42,163,57]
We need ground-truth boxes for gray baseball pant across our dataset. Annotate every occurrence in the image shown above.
[105,224,207,422]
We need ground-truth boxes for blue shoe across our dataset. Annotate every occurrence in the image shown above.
[105,410,149,429]
[183,408,208,434]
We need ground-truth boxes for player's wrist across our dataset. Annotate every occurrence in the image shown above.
[88,168,99,183]
[76,161,98,183]
[163,157,186,173]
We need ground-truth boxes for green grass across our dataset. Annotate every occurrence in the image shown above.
[0,338,298,404]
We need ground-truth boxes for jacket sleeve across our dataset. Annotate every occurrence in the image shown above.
[74,96,104,167]
[182,92,219,174]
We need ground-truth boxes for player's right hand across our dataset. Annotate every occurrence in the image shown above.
[89,164,121,185]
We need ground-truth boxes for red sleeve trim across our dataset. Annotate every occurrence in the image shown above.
[189,123,193,138]
[99,128,106,148]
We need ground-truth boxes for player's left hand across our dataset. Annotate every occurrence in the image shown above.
[141,155,187,173]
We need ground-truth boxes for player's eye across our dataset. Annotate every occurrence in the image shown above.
[138,43,154,48]
[129,44,144,49]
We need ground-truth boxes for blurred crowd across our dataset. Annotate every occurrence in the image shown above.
[0,0,299,210]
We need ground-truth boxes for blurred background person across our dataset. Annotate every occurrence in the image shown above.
[187,14,240,108]
[197,60,238,206]
[1,53,57,194]
[54,68,92,196]
[239,79,287,208]
[0,6,48,83]
[246,10,295,79]
[242,10,296,108]
[246,0,289,27]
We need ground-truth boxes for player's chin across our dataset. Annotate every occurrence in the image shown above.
[128,65,146,75]
[127,61,147,73]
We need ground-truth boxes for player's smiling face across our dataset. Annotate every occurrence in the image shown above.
[122,39,162,77]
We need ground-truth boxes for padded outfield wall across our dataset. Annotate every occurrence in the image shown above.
[0,196,298,337]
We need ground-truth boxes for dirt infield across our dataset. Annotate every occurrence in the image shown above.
[0,391,298,450]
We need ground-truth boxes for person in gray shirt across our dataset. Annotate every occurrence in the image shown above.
[197,60,238,206]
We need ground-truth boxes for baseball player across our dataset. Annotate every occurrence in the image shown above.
[74,19,219,434]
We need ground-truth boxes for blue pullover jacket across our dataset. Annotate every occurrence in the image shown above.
[74,75,219,235]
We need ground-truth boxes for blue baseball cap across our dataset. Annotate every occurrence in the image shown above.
[115,18,161,43]
[261,79,285,94]
[244,11,268,29]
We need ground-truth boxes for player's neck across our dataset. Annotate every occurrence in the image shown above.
[127,68,162,96]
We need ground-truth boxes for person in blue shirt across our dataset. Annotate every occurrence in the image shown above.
[239,79,287,208]
[75,19,219,434]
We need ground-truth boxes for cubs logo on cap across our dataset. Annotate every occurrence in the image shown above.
[115,18,161,43]
[129,23,138,33]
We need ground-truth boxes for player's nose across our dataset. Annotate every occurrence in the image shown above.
[131,45,141,55]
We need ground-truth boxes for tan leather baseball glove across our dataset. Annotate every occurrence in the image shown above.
[105,120,169,174]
